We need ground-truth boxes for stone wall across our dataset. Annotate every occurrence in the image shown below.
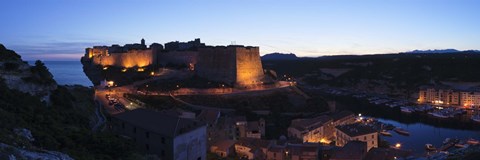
[157,51,198,66]
[196,47,237,85]
[235,47,264,86]
[91,49,154,68]
[195,46,265,87]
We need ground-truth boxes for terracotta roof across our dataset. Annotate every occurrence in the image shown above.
[113,108,205,137]
[336,123,377,137]
[212,139,236,152]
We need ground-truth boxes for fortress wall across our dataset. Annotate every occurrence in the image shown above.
[91,49,154,68]
[196,47,236,85]
[157,51,198,66]
[235,47,265,86]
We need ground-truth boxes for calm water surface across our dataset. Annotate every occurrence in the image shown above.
[376,117,480,156]
[28,61,92,87]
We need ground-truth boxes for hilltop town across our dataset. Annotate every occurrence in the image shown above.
[79,39,480,160]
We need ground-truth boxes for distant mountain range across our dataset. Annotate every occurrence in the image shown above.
[402,49,480,54]
[261,53,298,60]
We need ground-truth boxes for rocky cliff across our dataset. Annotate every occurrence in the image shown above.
[0,44,57,102]
[0,44,142,159]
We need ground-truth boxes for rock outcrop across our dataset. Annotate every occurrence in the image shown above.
[0,44,57,101]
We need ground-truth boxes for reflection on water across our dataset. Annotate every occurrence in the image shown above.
[332,95,480,155]
[377,118,480,156]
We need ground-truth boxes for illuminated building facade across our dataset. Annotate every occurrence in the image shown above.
[335,123,378,151]
[418,86,480,107]
[287,115,334,143]
[82,38,267,87]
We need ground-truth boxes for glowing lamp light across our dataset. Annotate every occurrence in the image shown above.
[107,81,114,87]
[121,68,127,72]
[150,71,154,76]
[137,68,145,72]
[103,67,108,70]
[395,143,401,148]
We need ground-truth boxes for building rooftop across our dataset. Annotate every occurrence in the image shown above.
[113,108,205,137]
[196,109,220,125]
[331,110,354,121]
[336,123,377,137]
[364,148,412,160]
[212,139,236,152]
[287,143,319,155]
[268,145,285,153]
[290,115,333,131]
[236,137,272,149]
[331,141,367,160]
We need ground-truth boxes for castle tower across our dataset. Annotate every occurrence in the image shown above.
[141,38,145,46]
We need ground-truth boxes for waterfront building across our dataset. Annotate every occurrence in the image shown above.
[418,86,460,105]
[110,109,207,160]
[418,86,480,107]
[287,115,334,143]
[364,147,412,160]
[335,123,378,151]
[330,141,367,160]
[460,91,480,107]
[286,143,319,160]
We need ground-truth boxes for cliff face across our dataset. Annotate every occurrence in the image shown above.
[81,56,104,86]
[0,44,57,101]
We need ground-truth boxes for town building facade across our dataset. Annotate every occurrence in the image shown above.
[110,109,207,160]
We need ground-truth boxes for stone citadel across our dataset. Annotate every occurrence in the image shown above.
[81,38,266,87]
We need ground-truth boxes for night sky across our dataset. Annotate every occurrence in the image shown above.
[1,0,479,60]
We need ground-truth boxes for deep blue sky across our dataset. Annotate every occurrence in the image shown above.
[1,0,479,60]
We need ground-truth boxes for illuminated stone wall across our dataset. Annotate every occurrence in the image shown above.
[235,47,264,86]
[196,47,237,85]
[89,49,154,68]
[196,46,265,87]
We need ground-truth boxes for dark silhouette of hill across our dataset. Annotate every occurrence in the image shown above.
[262,51,480,97]
[402,49,480,54]
[261,52,298,60]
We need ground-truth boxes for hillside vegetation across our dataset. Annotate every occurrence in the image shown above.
[0,44,141,159]
[263,52,480,97]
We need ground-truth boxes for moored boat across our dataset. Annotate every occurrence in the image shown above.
[394,128,410,136]
[425,144,436,151]
[380,130,392,136]
[454,143,467,148]
[471,115,480,123]
[467,138,479,145]
[401,107,413,114]
[431,112,449,119]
